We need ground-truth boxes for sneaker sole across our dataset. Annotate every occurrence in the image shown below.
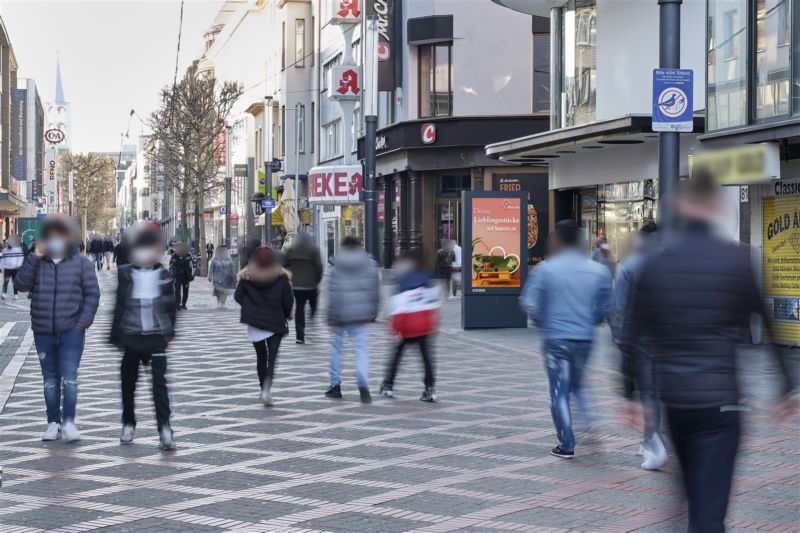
[550,451,574,459]
[42,434,61,442]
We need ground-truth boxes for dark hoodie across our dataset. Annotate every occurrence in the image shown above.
[284,238,323,290]
[234,265,294,335]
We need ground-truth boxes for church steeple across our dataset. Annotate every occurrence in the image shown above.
[55,53,66,105]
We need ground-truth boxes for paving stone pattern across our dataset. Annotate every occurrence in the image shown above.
[0,270,798,532]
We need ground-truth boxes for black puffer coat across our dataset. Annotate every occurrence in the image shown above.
[234,266,293,335]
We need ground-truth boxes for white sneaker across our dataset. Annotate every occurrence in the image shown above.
[1,293,6,300]
[62,421,81,443]
[159,424,176,451]
[260,384,273,407]
[13,294,18,301]
[640,433,667,470]
[41,422,61,441]
[120,424,135,444]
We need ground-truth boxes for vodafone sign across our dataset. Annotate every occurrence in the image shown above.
[308,165,364,204]
[421,123,436,145]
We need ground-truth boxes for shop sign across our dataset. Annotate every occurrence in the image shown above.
[762,194,800,346]
[377,190,385,223]
[44,128,65,144]
[308,165,363,204]
[764,177,800,197]
[492,174,549,265]
[365,0,398,91]
[12,88,26,181]
[652,69,693,132]
[329,0,361,25]
[689,143,780,185]
[421,123,436,145]
[329,65,362,101]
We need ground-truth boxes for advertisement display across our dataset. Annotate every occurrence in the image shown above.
[461,191,528,329]
[763,194,800,346]
[12,88,26,181]
[365,0,399,91]
[492,173,549,265]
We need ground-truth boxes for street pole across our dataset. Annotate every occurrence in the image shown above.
[364,15,379,259]
[225,125,233,248]
[68,170,74,217]
[264,96,273,247]
[658,0,682,234]
[295,103,301,237]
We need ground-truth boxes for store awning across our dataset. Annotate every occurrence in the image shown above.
[256,210,284,227]
[0,191,27,213]
[485,114,705,165]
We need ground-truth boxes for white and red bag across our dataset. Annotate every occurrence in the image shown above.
[388,284,441,339]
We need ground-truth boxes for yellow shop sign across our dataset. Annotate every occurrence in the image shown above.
[689,143,780,185]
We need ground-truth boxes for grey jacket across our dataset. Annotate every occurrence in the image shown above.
[326,249,380,326]
[15,252,100,334]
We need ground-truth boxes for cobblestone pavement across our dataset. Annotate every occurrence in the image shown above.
[0,269,798,532]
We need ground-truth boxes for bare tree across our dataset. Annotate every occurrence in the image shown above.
[149,62,242,272]
[60,153,117,243]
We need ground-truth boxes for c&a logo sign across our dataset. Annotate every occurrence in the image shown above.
[421,123,436,145]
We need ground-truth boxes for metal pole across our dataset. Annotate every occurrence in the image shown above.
[658,0,682,234]
[225,125,232,247]
[364,16,379,259]
[68,170,74,217]
[295,103,301,236]
[264,96,273,247]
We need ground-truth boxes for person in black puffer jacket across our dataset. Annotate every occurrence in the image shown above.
[234,246,293,407]
[624,173,798,533]
[169,242,194,309]
[14,214,100,443]
[283,233,323,344]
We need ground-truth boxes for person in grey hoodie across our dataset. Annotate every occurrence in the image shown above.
[325,236,380,403]
[14,214,100,443]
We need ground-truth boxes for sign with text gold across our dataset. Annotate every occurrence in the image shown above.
[763,195,800,346]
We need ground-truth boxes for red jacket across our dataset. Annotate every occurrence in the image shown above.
[389,282,441,339]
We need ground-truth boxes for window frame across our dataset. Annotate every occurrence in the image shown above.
[295,18,305,68]
[532,32,551,115]
[417,42,454,119]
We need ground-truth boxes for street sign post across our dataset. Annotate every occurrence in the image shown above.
[260,199,277,210]
[652,69,693,132]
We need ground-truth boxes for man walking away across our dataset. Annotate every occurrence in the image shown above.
[169,242,194,310]
[89,235,104,271]
[103,237,114,269]
[434,241,455,298]
[625,173,797,533]
[113,236,130,267]
[284,233,323,344]
[520,220,612,459]
[208,245,236,308]
[380,249,441,402]
[325,236,380,403]
[1,235,25,300]
[14,214,100,442]
[611,220,667,471]
[110,222,177,451]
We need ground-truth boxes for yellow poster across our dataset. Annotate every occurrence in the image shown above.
[762,195,800,346]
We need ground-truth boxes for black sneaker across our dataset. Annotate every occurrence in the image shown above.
[325,385,342,399]
[359,388,372,404]
[295,339,305,344]
[420,387,438,402]
[550,446,574,459]
[379,382,394,398]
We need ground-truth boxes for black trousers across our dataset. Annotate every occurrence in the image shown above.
[293,288,318,341]
[174,279,190,307]
[121,350,171,431]
[384,335,435,388]
[666,406,741,533]
[254,334,283,388]
[3,268,19,294]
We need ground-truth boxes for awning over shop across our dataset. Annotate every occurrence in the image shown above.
[0,190,27,213]
[255,210,284,227]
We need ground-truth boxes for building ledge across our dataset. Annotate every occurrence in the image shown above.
[698,118,800,146]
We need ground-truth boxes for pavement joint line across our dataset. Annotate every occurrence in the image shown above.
[0,328,32,414]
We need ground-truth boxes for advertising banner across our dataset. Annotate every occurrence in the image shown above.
[365,0,398,91]
[492,173,549,265]
[763,195,800,346]
[12,88,26,181]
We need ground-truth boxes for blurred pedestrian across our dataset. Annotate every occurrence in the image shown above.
[450,239,462,298]
[241,238,261,269]
[1,234,25,300]
[520,220,612,459]
[234,246,293,407]
[103,236,114,269]
[89,235,104,271]
[434,241,455,298]
[110,222,177,451]
[169,242,194,310]
[206,241,214,263]
[208,245,236,308]
[611,220,666,471]
[325,236,380,403]
[113,237,129,267]
[283,233,323,344]
[380,249,440,402]
[14,214,100,442]
[625,174,798,532]
[591,235,616,277]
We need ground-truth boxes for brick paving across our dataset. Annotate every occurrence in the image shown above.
[0,269,798,532]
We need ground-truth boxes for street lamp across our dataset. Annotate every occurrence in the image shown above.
[363,15,379,259]
[224,124,233,247]
[263,96,274,247]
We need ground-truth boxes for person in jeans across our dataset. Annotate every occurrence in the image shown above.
[624,173,797,533]
[519,220,612,459]
[14,214,100,442]
[110,222,177,451]
[1,234,25,300]
[380,249,441,402]
[325,236,380,403]
[169,242,194,309]
[235,246,293,407]
[283,233,323,344]
[88,235,104,271]
[102,236,114,270]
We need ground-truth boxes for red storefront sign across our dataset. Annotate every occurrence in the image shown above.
[308,165,363,204]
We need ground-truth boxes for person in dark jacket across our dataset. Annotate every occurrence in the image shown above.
[325,236,380,403]
[14,214,100,443]
[110,222,177,451]
[88,235,104,271]
[380,249,441,402]
[234,246,293,407]
[169,242,194,309]
[102,237,114,270]
[283,233,323,344]
[624,174,798,533]
[206,242,214,263]
[113,237,130,267]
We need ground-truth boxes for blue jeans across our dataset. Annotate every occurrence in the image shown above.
[542,339,594,452]
[329,323,370,389]
[34,328,85,424]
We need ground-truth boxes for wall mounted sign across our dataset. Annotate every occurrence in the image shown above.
[421,123,436,145]
[329,66,362,101]
[44,128,65,144]
[308,165,363,204]
[329,0,361,25]
[652,68,693,132]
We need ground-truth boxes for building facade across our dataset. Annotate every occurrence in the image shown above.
[0,17,25,236]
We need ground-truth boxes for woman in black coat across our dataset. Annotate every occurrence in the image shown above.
[234,246,293,407]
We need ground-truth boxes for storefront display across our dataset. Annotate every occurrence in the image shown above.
[492,173,549,265]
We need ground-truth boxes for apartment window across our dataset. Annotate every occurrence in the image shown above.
[322,120,341,161]
[310,102,315,153]
[321,54,341,93]
[295,19,305,67]
[557,0,596,127]
[352,39,361,67]
[352,106,362,153]
[141,188,151,197]
[708,1,748,129]
[419,43,453,118]
[311,17,315,66]
[755,0,790,123]
[297,104,305,153]
[533,33,550,114]
[281,22,286,69]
